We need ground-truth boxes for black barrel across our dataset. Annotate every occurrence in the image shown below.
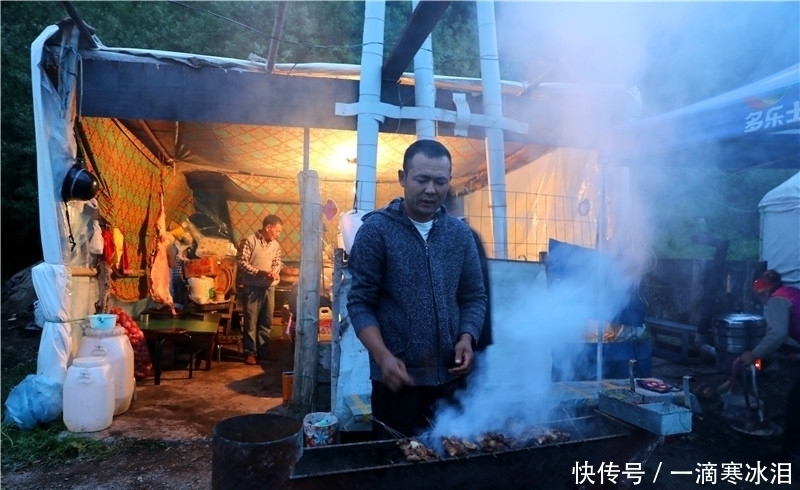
[212,413,302,489]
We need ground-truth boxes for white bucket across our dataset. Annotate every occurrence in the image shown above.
[77,327,135,415]
[188,276,215,304]
[339,210,366,253]
[63,356,115,433]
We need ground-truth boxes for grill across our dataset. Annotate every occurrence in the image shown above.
[288,413,660,490]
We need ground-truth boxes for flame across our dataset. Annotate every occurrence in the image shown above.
[753,358,762,371]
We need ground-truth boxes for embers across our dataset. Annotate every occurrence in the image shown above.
[396,427,573,463]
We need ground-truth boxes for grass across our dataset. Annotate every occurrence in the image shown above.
[0,323,127,473]
[0,421,129,472]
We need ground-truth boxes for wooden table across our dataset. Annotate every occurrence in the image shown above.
[141,318,219,375]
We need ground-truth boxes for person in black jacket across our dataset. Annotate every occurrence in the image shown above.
[444,190,493,352]
[347,139,487,439]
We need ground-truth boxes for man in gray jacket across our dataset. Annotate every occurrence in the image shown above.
[347,139,487,439]
[237,215,283,365]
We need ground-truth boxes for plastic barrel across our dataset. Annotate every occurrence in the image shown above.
[63,356,114,433]
[77,327,135,415]
[212,414,303,489]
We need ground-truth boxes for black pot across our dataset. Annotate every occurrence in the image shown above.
[61,164,101,202]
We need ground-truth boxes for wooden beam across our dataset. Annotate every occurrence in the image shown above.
[382,1,452,82]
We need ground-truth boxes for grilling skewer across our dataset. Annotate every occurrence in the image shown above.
[368,415,408,439]
[682,375,693,409]
[628,359,638,392]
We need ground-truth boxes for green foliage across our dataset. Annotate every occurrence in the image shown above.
[1,1,65,278]
[1,359,37,408]
[431,1,480,78]
[633,167,796,260]
[0,356,111,472]
[0,354,158,473]
[0,420,122,472]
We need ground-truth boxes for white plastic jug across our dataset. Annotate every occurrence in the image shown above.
[339,210,366,253]
[188,276,215,304]
[77,327,135,415]
[63,356,115,433]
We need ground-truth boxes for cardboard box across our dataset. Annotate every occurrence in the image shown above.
[184,257,219,278]
[344,394,372,423]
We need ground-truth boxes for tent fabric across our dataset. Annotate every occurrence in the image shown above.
[81,117,195,301]
[758,172,800,286]
[604,64,800,169]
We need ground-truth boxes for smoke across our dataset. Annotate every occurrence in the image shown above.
[426,246,639,440]
[422,2,800,442]
[496,2,799,114]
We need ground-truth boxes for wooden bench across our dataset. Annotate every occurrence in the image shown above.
[644,317,702,364]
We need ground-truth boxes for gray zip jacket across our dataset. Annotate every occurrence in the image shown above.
[347,197,487,386]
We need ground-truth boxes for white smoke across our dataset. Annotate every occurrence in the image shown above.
[427,251,638,440]
[424,0,799,442]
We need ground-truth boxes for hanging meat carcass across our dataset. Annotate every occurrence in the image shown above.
[148,192,176,315]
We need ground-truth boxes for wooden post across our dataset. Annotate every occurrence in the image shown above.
[293,170,322,415]
[330,248,350,411]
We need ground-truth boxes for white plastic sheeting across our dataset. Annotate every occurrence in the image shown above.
[759,172,800,286]
[4,263,76,428]
[332,322,371,430]
[31,25,69,263]
[31,263,73,383]
[5,23,91,429]
[464,148,602,260]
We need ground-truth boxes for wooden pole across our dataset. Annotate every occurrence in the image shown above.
[293,170,323,415]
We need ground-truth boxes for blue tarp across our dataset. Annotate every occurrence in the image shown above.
[603,65,800,169]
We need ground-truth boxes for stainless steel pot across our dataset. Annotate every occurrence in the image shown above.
[711,312,767,354]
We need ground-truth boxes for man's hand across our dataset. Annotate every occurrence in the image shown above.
[735,350,756,366]
[378,354,414,392]
[358,326,414,392]
[449,333,475,375]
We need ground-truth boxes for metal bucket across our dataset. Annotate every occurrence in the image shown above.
[712,313,766,374]
[711,313,766,354]
[212,413,302,490]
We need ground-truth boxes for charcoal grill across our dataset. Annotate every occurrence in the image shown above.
[288,413,660,490]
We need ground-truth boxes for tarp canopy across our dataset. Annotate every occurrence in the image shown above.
[603,64,800,169]
[758,172,800,286]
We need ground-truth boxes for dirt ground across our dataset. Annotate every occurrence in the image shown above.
[2,320,798,489]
